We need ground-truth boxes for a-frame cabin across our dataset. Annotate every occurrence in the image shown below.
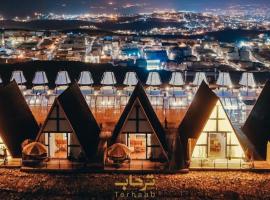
[37,83,100,162]
[178,81,245,168]
[109,82,169,165]
[242,80,270,160]
[0,81,39,158]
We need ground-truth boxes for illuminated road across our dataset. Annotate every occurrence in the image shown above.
[248,49,270,68]
[85,37,96,56]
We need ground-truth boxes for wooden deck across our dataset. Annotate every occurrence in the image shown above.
[0,158,21,168]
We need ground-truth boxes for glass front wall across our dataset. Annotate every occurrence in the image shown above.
[192,101,245,161]
[208,133,226,158]
[128,134,147,159]
[44,133,81,159]
[118,132,163,161]
[45,133,68,158]
[0,137,9,158]
[116,100,165,161]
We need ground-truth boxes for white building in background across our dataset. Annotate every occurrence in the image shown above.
[123,71,138,96]
[216,72,233,88]
[10,70,26,84]
[100,71,117,95]
[55,71,71,85]
[78,71,94,95]
[146,71,162,86]
[32,71,48,85]
[239,72,256,88]
[168,71,188,107]
[78,71,94,86]
[85,55,100,63]
[10,70,27,90]
[227,48,240,61]
[239,72,257,104]
[146,60,162,70]
[123,71,138,86]
[169,72,185,87]
[55,71,71,94]
[101,71,116,85]
[193,72,208,86]
[239,48,251,61]
[146,71,162,99]
[32,71,48,94]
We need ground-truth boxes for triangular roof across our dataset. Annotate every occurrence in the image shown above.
[37,82,100,160]
[110,82,169,158]
[242,80,270,160]
[0,81,39,157]
[178,81,219,141]
[178,81,247,164]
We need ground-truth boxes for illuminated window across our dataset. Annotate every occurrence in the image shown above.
[0,137,10,158]
[192,100,245,160]
[116,99,165,161]
[38,102,81,159]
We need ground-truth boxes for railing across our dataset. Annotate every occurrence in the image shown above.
[21,159,166,171]
[105,160,166,171]
[42,159,84,169]
[190,159,253,169]
[0,158,22,167]
[22,159,93,170]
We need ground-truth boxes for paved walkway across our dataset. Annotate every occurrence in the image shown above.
[105,160,166,171]
[253,161,270,170]
[0,158,21,168]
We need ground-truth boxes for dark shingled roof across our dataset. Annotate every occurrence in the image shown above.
[110,82,169,159]
[38,82,101,161]
[177,81,253,166]
[57,83,101,160]
[242,80,270,160]
[0,81,39,158]
[177,81,219,164]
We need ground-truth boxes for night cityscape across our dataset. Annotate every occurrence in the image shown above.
[0,0,270,199]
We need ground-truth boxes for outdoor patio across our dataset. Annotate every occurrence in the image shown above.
[105,160,167,172]
[0,158,21,168]
[190,159,252,169]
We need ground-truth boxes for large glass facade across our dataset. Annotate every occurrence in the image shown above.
[192,100,245,161]
[118,132,163,160]
[116,99,165,161]
[0,137,9,158]
[38,103,82,159]
[44,133,81,159]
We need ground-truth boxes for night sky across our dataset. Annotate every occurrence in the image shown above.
[0,0,269,18]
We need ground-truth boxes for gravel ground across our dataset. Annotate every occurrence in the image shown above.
[0,169,269,199]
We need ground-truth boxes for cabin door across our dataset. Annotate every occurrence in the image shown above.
[128,134,147,160]
[48,133,68,159]
[208,133,226,159]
